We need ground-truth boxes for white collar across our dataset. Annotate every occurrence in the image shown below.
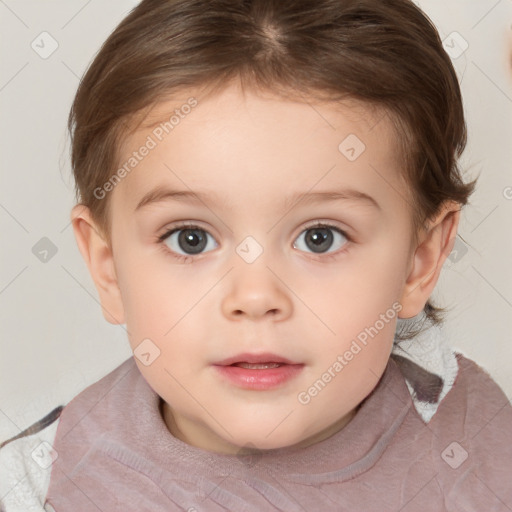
[391,311,459,423]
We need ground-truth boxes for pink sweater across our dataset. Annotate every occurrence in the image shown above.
[43,355,512,511]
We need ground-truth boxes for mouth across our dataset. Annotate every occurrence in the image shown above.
[212,353,304,390]
[213,352,300,367]
[228,362,284,369]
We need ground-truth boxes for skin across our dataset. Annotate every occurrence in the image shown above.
[71,81,460,455]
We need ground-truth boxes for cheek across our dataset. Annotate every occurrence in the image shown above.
[305,253,406,332]
[114,248,174,319]
[113,250,171,346]
[115,256,213,365]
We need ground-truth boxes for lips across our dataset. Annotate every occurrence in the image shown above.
[213,352,299,367]
[212,352,304,390]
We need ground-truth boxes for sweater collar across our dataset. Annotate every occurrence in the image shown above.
[114,355,413,482]
[391,310,459,423]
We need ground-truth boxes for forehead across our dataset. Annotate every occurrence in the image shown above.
[113,84,410,215]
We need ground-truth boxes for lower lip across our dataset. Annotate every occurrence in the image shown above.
[213,364,304,390]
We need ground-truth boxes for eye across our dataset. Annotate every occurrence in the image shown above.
[293,222,349,255]
[159,224,218,258]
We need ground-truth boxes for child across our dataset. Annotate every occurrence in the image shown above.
[1,0,511,510]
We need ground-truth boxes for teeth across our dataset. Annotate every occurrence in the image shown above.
[234,362,282,369]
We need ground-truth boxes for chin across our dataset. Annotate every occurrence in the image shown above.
[230,430,303,453]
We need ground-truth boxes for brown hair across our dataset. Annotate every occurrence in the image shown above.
[68,0,476,329]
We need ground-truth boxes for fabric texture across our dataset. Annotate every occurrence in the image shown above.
[1,316,511,511]
[0,420,59,512]
[392,310,459,422]
[43,354,512,511]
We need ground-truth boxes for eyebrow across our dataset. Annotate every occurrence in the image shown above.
[135,186,381,212]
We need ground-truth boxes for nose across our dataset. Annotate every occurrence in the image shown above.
[221,258,293,322]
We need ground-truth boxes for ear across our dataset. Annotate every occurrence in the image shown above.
[70,205,125,325]
[399,202,460,319]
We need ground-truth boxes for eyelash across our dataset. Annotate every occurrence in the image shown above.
[156,222,202,264]
[156,221,351,263]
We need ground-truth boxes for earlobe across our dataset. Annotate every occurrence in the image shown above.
[70,205,125,325]
[399,203,460,319]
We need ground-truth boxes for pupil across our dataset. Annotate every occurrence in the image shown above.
[306,228,333,253]
[179,229,206,254]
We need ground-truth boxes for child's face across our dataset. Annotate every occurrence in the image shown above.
[106,83,419,454]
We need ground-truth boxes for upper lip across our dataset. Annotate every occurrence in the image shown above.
[213,352,301,366]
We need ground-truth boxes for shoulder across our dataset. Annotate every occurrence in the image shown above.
[0,407,61,512]
[436,352,512,444]
[0,358,135,512]
[451,353,511,429]
[48,358,138,445]
[431,353,512,509]
[60,357,137,411]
